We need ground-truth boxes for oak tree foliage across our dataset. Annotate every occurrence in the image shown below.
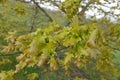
[0,0,120,80]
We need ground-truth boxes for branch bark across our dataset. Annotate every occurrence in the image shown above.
[29,5,38,32]
[78,1,93,16]
[31,0,53,22]
[0,52,21,56]
[64,0,93,26]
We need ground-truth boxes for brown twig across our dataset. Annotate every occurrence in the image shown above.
[0,52,21,56]
[29,5,38,32]
[31,0,53,22]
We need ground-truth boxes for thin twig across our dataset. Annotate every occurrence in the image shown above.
[29,5,38,32]
[31,0,53,22]
[0,52,21,56]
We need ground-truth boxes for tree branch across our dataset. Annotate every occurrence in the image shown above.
[20,0,32,3]
[64,0,93,26]
[31,0,53,22]
[49,0,60,8]
[107,45,120,51]
[0,52,21,56]
[78,1,93,16]
[29,5,38,32]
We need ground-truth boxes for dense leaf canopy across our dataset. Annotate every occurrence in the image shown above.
[0,0,120,80]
